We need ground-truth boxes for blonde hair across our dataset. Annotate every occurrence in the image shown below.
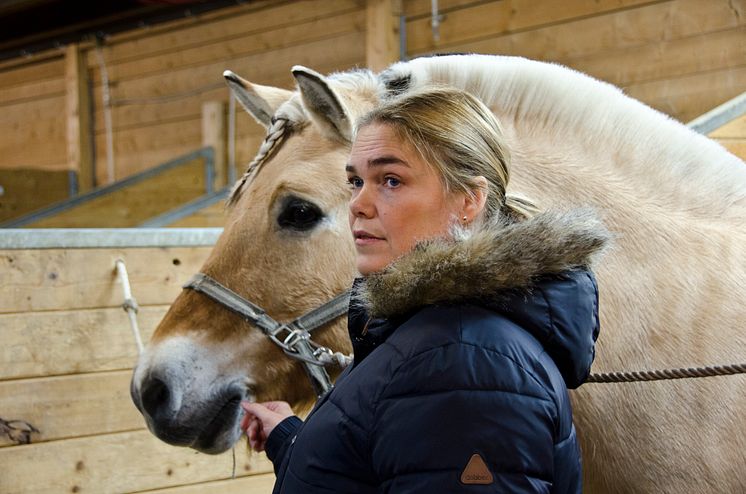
[357,87,539,221]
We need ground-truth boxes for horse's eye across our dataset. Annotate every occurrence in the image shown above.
[277,198,323,231]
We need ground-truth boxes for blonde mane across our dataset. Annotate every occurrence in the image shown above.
[386,55,746,218]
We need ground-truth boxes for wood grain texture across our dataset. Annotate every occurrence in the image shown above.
[625,64,746,122]
[27,157,206,228]
[0,305,166,380]
[0,246,212,313]
[0,370,143,447]
[405,0,657,54]
[168,201,227,228]
[134,474,276,493]
[0,430,272,494]
[0,168,70,222]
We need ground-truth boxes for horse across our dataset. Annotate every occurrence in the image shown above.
[130,54,746,493]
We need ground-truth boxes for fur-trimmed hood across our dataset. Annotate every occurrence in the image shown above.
[353,208,610,387]
[357,208,609,317]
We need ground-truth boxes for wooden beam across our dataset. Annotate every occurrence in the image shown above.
[0,246,213,313]
[202,101,227,189]
[65,43,93,192]
[366,0,400,72]
[0,429,273,493]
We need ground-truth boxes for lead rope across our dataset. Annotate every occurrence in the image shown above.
[587,362,746,383]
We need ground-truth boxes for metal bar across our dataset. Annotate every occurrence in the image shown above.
[67,170,79,197]
[203,146,215,194]
[0,228,222,250]
[1,147,212,228]
[138,187,229,228]
[688,91,746,135]
[228,92,237,185]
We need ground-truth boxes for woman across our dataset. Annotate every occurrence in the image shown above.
[242,87,609,493]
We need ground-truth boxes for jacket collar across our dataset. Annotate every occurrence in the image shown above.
[354,208,609,319]
[351,208,610,385]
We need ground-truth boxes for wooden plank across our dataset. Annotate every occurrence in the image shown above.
[0,56,64,89]
[708,113,746,138]
[86,0,359,66]
[28,157,207,228]
[366,0,401,72]
[404,0,485,18]
[434,0,745,64]
[0,97,66,171]
[90,8,364,85]
[0,77,64,106]
[0,371,144,447]
[0,305,165,380]
[94,30,363,111]
[168,202,227,228]
[0,168,70,223]
[65,44,94,191]
[93,118,203,183]
[134,474,276,494]
[572,26,746,86]
[625,65,746,122]
[405,0,657,54]
[0,246,213,313]
[0,429,273,494]
[90,57,351,133]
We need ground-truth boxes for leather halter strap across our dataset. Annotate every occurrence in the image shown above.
[183,273,351,397]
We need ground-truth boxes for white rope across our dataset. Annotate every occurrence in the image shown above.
[115,259,144,355]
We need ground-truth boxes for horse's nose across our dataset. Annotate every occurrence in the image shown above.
[140,375,175,420]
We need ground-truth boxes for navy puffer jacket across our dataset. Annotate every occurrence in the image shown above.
[265,210,608,493]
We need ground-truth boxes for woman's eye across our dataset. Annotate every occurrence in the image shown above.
[384,177,401,187]
[347,177,363,188]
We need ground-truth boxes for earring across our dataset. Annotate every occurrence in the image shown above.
[462,215,468,223]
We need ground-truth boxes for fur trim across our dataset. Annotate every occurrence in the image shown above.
[357,208,611,319]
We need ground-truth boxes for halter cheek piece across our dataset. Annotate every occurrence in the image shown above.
[183,273,351,398]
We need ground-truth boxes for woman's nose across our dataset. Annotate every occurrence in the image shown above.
[349,186,375,218]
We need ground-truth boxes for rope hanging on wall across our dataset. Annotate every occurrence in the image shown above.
[115,259,144,355]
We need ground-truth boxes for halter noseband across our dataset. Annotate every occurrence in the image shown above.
[183,273,351,398]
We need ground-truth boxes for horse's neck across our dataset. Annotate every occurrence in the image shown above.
[397,55,746,219]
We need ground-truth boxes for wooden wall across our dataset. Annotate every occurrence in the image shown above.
[0,0,367,221]
[403,0,745,122]
[0,237,280,493]
[0,0,741,223]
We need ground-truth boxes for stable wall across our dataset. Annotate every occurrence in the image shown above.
[0,0,742,224]
[403,0,745,122]
[0,229,276,494]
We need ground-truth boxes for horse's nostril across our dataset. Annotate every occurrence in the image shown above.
[141,377,171,418]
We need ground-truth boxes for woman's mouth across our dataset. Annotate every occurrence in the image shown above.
[354,230,384,246]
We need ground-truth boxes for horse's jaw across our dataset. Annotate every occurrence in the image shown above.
[130,335,253,454]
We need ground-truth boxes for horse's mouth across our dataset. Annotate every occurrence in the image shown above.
[191,394,244,454]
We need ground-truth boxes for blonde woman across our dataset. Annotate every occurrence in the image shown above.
[242,87,609,493]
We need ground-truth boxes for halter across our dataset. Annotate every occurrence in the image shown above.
[183,273,351,398]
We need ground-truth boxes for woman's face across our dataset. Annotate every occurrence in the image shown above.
[346,123,466,275]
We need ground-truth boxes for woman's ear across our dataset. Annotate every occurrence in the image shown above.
[461,176,488,223]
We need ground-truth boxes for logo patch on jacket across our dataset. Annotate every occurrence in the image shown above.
[460,453,494,485]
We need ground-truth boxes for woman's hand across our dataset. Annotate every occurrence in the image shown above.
[240,401,294,452]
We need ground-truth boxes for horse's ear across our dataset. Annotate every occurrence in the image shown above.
[223,70,293,128]
[292,65,352,142]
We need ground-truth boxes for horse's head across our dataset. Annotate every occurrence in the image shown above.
[130,66,381,454]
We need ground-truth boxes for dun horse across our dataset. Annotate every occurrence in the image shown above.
[130,55,746,493]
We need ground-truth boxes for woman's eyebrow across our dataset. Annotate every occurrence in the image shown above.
[345,156,408,172]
